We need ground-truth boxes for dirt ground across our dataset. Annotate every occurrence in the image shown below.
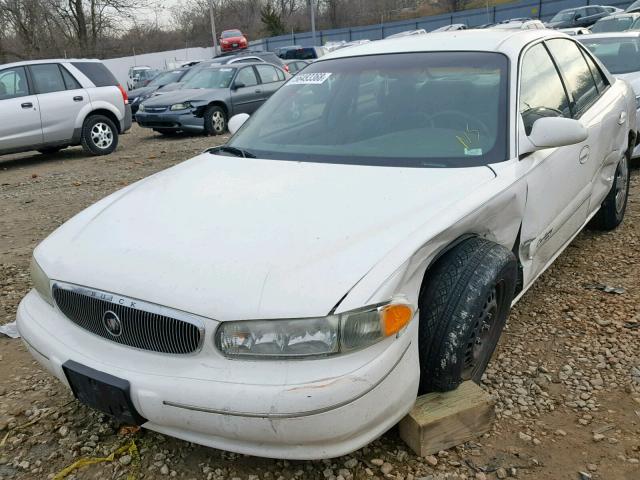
[0,125,638,480]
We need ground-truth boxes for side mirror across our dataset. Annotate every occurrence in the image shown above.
[228,113,250,135]
[520,117,588,155]
[232,81,246,90]
[574,13,582,20]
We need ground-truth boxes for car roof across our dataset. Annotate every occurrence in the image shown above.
[324,30,566,61]
[0,58,102,69]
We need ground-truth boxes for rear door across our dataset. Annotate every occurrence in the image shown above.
[230,66,263,115]
[0,66,43,151]
[255,64,286,102]
[29,63,90,144]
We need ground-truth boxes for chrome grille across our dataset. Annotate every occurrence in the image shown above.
[52,283,203,355]
[144,106,167,113]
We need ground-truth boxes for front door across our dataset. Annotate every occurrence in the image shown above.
[29,63,90,144]
[231,66,263,115]
[518,42,593,285]
[0,66,43,152]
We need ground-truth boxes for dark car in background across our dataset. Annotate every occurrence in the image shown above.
[280,46,328,60]
[136,63,287,136]
[219,29,248,52]
[546,6,610,28]
[129,68,190,115]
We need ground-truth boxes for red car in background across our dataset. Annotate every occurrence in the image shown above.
[219,29,248,52]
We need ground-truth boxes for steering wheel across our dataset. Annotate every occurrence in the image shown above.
[426,110,491,139]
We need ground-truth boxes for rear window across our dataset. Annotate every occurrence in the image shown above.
[72,62,118,87]
[283,48,319,60]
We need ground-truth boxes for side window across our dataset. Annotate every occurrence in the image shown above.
[30,64,66,94]
[519,43,571,135]
[235,67,258,87]
[546,39,600,117]
[60,66,81,90]
[276,68,285,81]
[0,66,30,100]
[580,48,607,93]
[256,65,281,84]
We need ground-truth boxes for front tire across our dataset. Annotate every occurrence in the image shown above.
[590,154,630,231]
[81,115,118,156]
[418,237,517,394]
[203,105,227,135]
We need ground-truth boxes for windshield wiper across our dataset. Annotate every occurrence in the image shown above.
[209,146,256,158]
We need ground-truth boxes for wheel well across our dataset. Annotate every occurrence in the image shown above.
[86,109,120,132]
[628,130,637,158]
[207,101,229,118]
[419,232,524,297]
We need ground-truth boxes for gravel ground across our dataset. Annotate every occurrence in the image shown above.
[0,125,639,480]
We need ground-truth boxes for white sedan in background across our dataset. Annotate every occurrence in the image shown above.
[18,30,635,459]
[579,32,640,157]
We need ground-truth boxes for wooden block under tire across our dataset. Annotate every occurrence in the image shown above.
[399,381,495,457]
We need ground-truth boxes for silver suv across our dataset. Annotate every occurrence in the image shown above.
[0,59,132,157]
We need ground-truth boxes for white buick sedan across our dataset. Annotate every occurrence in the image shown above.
[18,30,635,460]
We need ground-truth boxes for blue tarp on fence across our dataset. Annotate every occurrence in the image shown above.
[249,0,631,51]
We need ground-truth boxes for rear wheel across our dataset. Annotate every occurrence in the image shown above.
[590,154,630,231]
[417,237,517,394]
[81,115,118,156]
[203,105,227,135]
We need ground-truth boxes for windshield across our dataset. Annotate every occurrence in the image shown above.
[591,17,636,32]
[580,37,640,74]
[628,0,640,11]
[148,70,183,87]
[182,67,235,89]
[228,52,509,168]
[222,30,242,38]
[551,10,576,22]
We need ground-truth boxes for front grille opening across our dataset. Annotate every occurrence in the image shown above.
[53,286,201,355]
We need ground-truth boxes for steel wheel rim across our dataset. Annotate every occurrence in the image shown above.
[615,156,628,215]
[211,111,226,133]
[90,122,113,149]
[461,281,505,381]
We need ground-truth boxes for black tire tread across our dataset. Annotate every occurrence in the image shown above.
[418,237,517,393]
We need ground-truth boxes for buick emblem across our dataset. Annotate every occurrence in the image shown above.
[102,310,123,337]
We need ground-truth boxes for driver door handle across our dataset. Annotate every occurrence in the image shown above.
[579,145,590,164]
[254,89,262,93]
[21,102,33,109]
[619,111,627,125]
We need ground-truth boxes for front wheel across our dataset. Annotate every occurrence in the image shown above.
[81,115,118,156]
[590,154,630,231]
[417,237,517,394]
[203,105,227,136]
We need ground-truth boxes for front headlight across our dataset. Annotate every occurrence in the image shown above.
[170,102,193,111]
[138,103,145,112]
[30,256,53,305]
[215,300,413,359]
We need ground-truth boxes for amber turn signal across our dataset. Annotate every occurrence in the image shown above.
[381,303,413,337]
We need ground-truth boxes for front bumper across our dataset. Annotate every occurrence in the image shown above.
[136,110,204,133]
[17,290,419,459]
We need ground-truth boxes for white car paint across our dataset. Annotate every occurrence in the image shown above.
[17,30,636,459]
[579,32,640,157]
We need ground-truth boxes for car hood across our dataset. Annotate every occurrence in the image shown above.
[545,20,570,27]
[37,154,495,321]
[617,72,640,94]
[143,88,224,106]
[128,86,155,99]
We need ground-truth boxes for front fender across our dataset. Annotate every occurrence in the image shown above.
[335,161,526,313]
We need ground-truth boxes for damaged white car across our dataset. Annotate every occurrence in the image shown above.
[18,30,635,459]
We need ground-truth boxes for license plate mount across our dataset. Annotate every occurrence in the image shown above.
[63,360,146,425]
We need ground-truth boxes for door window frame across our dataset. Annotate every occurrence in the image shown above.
[27,63,73,95]
[0,66,33,100]
[544,38,604,119]
[234,65,260,87]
